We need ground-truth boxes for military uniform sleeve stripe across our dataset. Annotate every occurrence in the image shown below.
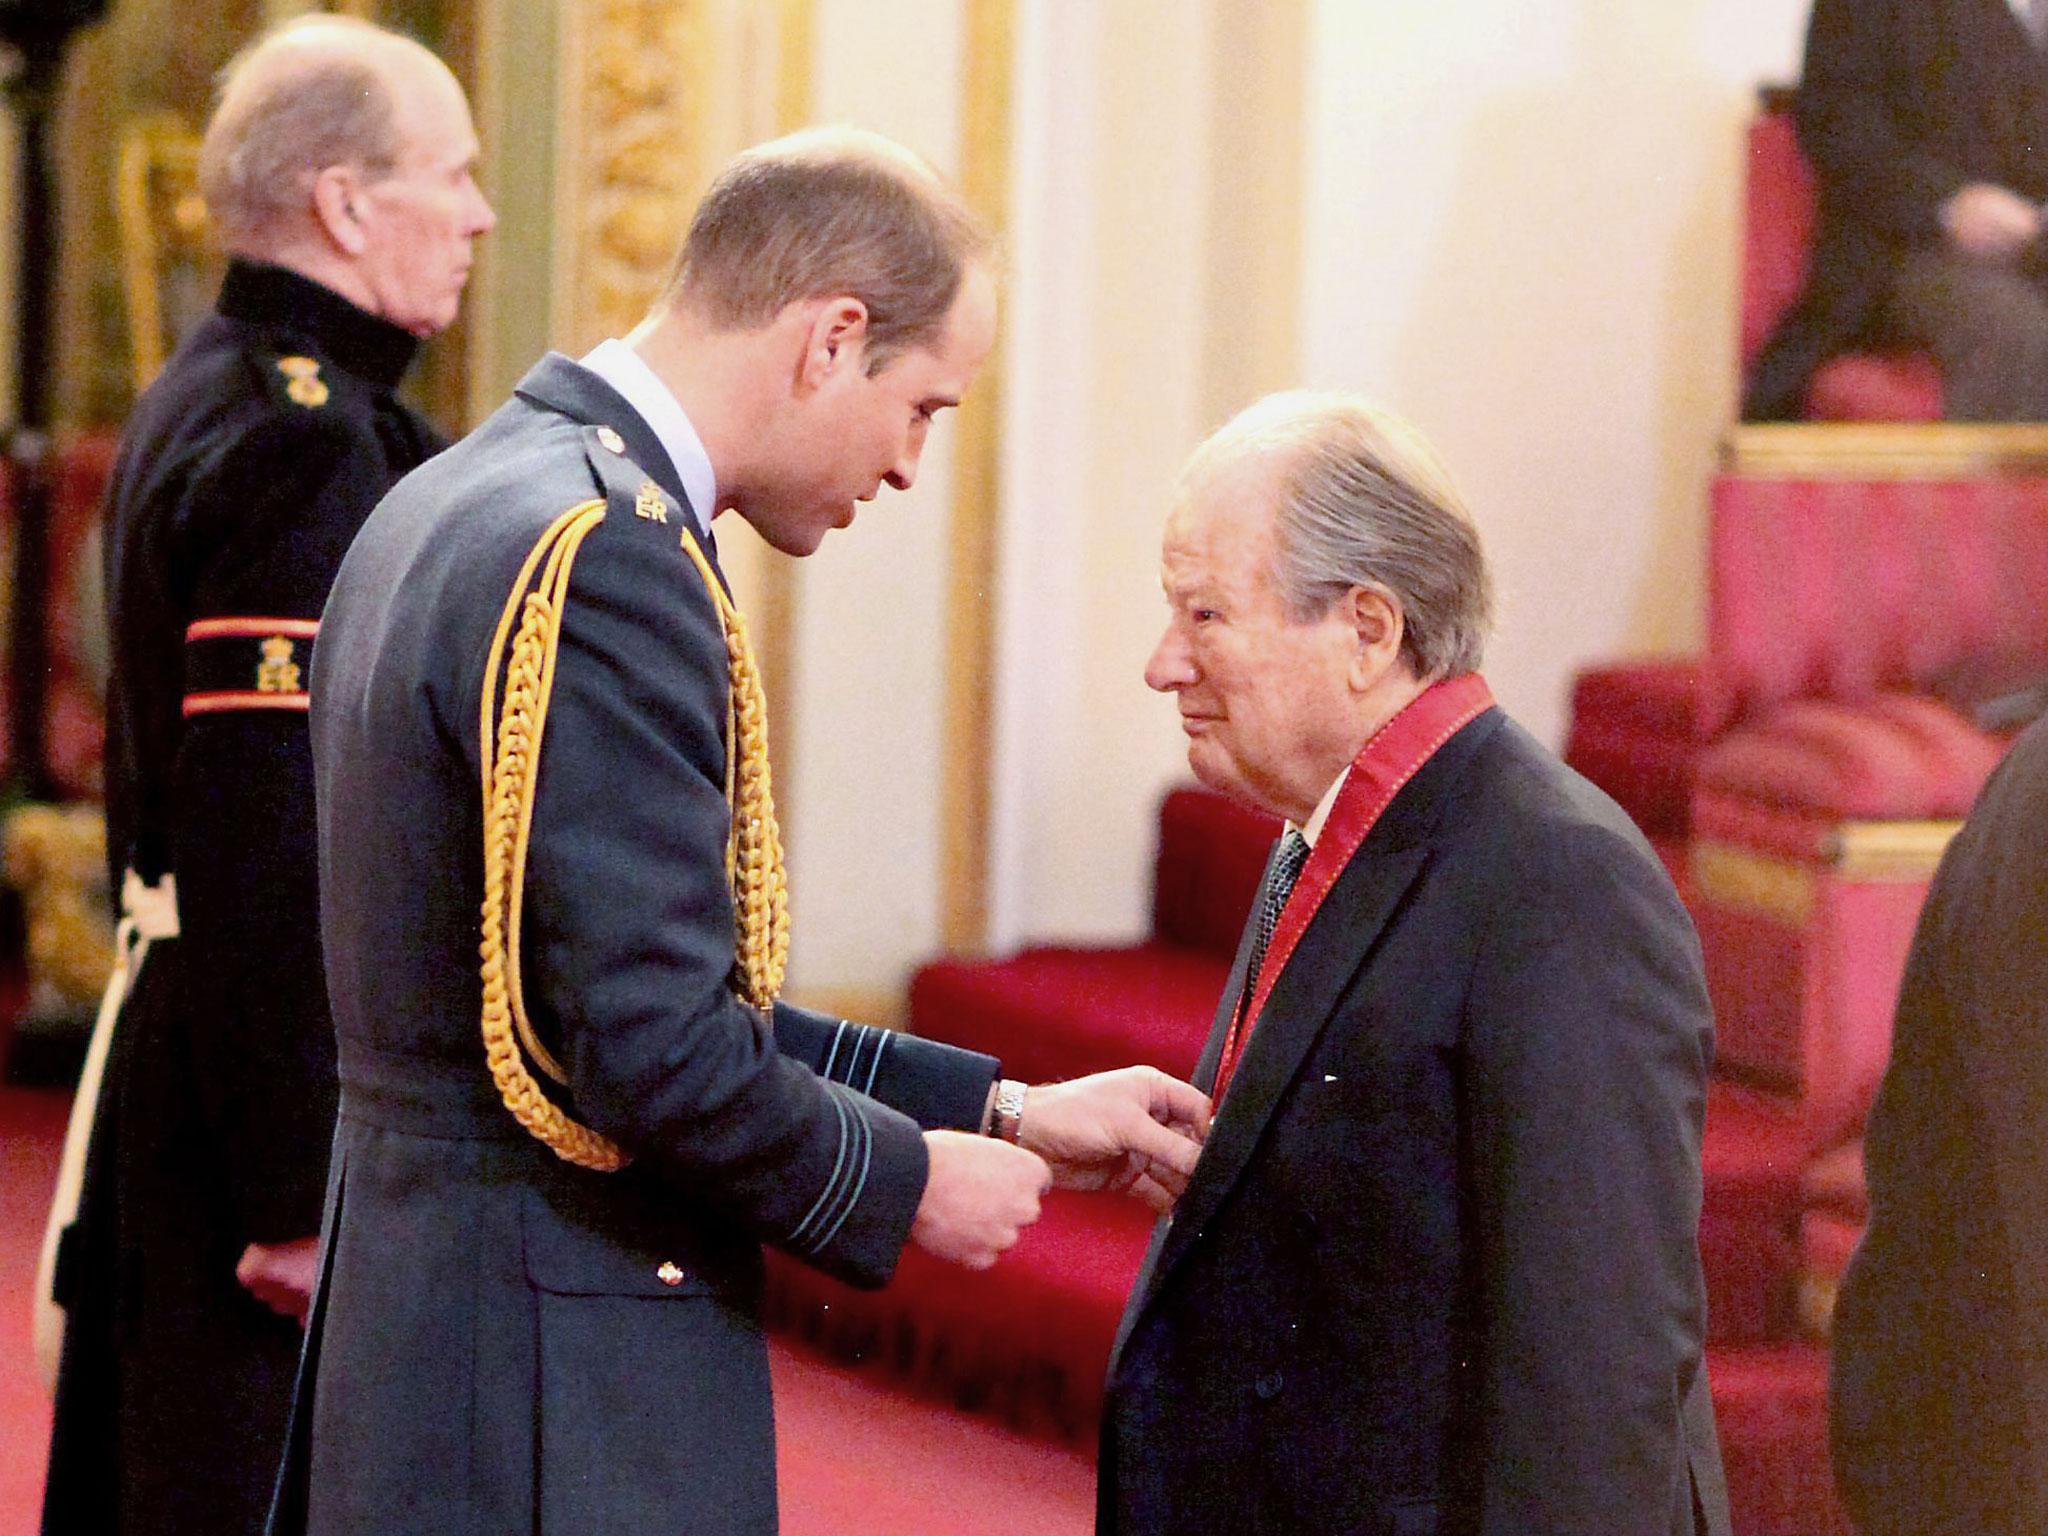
[185,616,321,641]
[842,1027,871,1089]
[821,1021,849,1082]
[183,691,312,718]
[789,1091,854,1251]
[808,1105,875,1257]
[863,1031,889,1095]
[788,1086,875,1259]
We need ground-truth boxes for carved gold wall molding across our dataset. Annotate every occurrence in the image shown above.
[553,0,720,352]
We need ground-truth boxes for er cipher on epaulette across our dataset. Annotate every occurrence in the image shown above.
[477,459,789,1171]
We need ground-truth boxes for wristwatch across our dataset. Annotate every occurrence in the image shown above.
[990,1078,1027,1145]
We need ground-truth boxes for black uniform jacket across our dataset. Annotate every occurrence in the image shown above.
[1830,714,2048,1536]
[1100,709,1732,1536]
[1744,0,2048,419]
[45,260,441,1536]
[274,352,998,1535]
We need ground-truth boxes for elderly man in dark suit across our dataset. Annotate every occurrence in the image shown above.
[274,127,1208,1535]
[1101,393,1732,1536]
[1746,0,2048,420]
[1829,713,2048,1535]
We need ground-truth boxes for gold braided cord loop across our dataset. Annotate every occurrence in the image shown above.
[677,526,789,1007]
[479,500,626,1170]
[477,502,790,1171]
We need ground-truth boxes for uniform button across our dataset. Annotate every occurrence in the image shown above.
[656,1261,685,1286]
[1254,1370,1284,1400]
[597,426,626,454]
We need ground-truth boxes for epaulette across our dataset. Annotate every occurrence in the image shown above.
[577,423,694,548]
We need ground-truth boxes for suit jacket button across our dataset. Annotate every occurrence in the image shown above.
[1254,1370,1284,1400]
[656,1261,685,1286]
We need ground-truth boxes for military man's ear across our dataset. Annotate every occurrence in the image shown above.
[795,296,871,393]
[1341,584,1407,692]
[312,165,369,256]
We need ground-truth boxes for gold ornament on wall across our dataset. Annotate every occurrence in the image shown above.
[555,0,719,349]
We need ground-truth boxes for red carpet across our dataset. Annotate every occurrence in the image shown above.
[0,1084,1090,1535]
[1,1086,65,1526]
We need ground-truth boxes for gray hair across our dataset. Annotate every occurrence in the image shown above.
[1189,391,1493,678]
[666,126,994,374]
[198,17,413,246]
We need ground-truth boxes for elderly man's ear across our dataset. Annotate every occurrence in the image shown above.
[312,165,370,255]
[1343,585,1408,691]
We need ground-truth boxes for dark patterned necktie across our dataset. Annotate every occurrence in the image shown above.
[1240,829,1312,1012]
[2027,0,2048,50]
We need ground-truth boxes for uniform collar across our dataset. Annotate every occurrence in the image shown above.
[511,352,688,509]
[215,258,420,390]
[577,339,715,537]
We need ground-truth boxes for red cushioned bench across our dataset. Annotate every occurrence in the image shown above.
[1691,473,2048,1136]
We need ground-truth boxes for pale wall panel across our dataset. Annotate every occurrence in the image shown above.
[1300,0,1809,747]
[779,0,967,994]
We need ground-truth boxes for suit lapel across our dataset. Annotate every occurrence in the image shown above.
[1143,839,1432,1294]
[1109,840,1279,1373]
[1124,710,1503,1329]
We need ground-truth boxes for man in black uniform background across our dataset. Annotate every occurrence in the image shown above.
[42,16,494,1533]
[280,127,1209,1534]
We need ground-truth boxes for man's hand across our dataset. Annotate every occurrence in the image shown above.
[236,1235,322,1324]
[1019,1067,1212,1213]
[911,1130,1050,1270]
[1941,182,2042,260]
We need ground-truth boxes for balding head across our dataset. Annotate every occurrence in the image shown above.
[664,125,993,373]
[200,17,434,248]
[197,16,492,336]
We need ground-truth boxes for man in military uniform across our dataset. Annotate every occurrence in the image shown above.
[277,128,1209,1534]
[42,18,494,1534]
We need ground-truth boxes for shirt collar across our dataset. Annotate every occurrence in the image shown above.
[1292,766,1350,850]
[578,338,715,536]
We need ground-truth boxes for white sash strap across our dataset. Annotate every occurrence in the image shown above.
[31,871,179,1393]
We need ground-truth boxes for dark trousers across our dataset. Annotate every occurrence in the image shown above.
[1882,249,2048,420]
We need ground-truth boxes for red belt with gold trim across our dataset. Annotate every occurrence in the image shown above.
[182,617,318,717]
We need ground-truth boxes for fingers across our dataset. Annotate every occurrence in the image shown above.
[911,1131,1049,1270]
[1140,1068,1213,1140]
[1127,1171,1178,1214]
[1119,1108,1204,1182]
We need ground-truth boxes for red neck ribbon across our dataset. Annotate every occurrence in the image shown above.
[1214,672,1494,1099]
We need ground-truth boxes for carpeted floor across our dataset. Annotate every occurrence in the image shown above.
[0,1084,1093,1535]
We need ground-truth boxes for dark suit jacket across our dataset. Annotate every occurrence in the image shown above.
[1830,714,2048,1536]
[1744,0,2048,419]
[1101,709,1731,1536]
[270,354,998,1535]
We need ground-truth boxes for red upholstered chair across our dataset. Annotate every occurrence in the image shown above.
[1563,657,1702,847]
[1690,473,2048,1135]
[1742,90,1944,423]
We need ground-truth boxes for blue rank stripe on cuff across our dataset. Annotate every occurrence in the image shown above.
[789,1085,873,1258]
[821,1020,893,1097]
